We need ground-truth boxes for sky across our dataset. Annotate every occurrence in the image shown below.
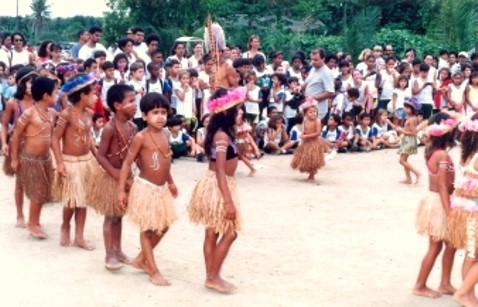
[1,0,110,18]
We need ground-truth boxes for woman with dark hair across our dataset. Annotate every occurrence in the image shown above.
[112,53,129,82]
[188,87,246,293]
[36,40,53,66]
[0,32,12,68]
[10,32,33,66]
[116,37,137,66]
[167,41,188,69]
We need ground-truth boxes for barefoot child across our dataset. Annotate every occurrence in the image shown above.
[88,84,137,270]
[235,107,261,176]
[10,77,57,238]
[413,112,457,298]
[118,92,178,286]
[291,97,325,182]
[52,74,98,250]
[1,67,37,227]
[188,87,246,293]
[450,115,478,306]
[396,97,422,184]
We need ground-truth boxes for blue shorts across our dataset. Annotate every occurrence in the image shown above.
[395,108,406,120]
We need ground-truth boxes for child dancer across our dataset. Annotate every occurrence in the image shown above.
[1,67,37,227]
[52,74,98,250]
[236,107,261,176]
[413,113,457,299]
[396,97,422,184]
[291,97,325,182]
[88,84,137,270]
[10,77,57,238]
[188,87,246,293]
[118,92,177,286]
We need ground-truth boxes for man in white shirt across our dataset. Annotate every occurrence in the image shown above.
[132,27,148,57]
[78,26,107,60]
[70,30,89,59]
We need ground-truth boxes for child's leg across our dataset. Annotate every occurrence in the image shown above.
[132,228,168,273]
[399,154,421,184]
[453,261,478,306]
[413,237,443,298]
[103,216,121,270]
[73,208,95,250]
[204,229,219,278]
[462,258,477,281]
[205,227,238,293]
[60,207,74,246]
[112,217,129,263]
[265,142,280,153]
[14,181,25,228]
[28,200,47,239]
[240,154,256,176]
[438,243,456,294]
[280,140,295,151]
[141,230,170,286]
[306,170,317,182]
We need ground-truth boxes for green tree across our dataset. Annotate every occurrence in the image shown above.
[29,0,51,41]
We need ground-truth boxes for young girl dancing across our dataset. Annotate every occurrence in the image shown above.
[413,112,457,299]
[290,97,325,182]
[118,92,178,286]
[188,87,246,293]
[236,107,261,176]
[395,97,422,184]
[450,115,478,306]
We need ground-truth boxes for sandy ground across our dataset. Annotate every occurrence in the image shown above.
[0,147,466,307]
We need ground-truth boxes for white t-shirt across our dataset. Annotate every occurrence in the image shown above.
[10,49,31,66]
[388,88,409,112]
[413,78,433,106]
[304,65,335,119]
[176,86,194,118]
[101,78,117,107]
[245,85,260,115]
[379,70,398,100]
[283,90,298,118]
[169,78,181,109]
[79,43,107,60]
[167,55,188,69]
[128,79,145,118]
[146,79,163,94]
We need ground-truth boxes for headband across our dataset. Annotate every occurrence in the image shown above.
[18,71,38,84]
[425,118,456,136]
[61,73,97,95]
[208,87,246,113]
[299,97,316,112]
[459,119,478,133]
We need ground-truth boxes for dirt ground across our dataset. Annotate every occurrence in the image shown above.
[0,147,465,307]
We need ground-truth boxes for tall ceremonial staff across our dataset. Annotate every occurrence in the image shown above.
[204,15,225,91]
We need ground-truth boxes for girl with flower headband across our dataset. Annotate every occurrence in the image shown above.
[1,66,37,227]
[413,112,457,299]
[290,97,325,182]
[449,114,478,306]
[235,106,261,176]
[188,86,245,293]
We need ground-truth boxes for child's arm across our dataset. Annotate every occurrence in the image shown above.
[391,92,398,115]
[187,134,196,156]
[214,132,236,220]
[302,120,321,140]
[446,86,456,107]
[0,99,14,155]
[435,151,452,213]
[51,111,69,177]
[10,111,31,172]
[96,125,119,180]
[267,128,275,143]
[118,133,143,209]
[176,88,185,101]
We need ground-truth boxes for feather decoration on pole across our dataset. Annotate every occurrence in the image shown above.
[204,15,225,90]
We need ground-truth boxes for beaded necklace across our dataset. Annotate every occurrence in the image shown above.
[109,118,135,161]
[146,128,172,159]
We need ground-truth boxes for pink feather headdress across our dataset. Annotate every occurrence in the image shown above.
[208,87,246,113]
[459,119,478,133]
[425,118,456,136]
[299,97,317,112]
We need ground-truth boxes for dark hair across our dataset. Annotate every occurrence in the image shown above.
[412,59,422,66]
[347,87,360,99]
[0,61,6,71]
[67,74,95,104]
[397,62,411,74]
[93,50,106,59]
[359,112,371,121]
[165,59,180,68]
[151,50,163,58]
[271,73,286,86]
[14,67,37,100]
[11,32,26,45]
[204,88,238,157]
[439,49,448,56]
[77,30,86,39]
[146,62,160,73]
[385,56,396,64]
[449,51,458,58]
[37,40,53,58]
[470,72,478,84]
[252,54,265,67]
[461,113,478,163]
[2,32,11,44]
[140,92,170,115]
[365,54,375,62]
[419,63,430,72]
[107,84,134,113]
[102,61,114,71]
[118,37,134,51]
[338,60,349,69]
[92,112,103,123]
[396,74,409,88]
[268,114,284,129]
[170,42,186,56]
[325,53,338,63]
[112,53,129,72]
[329,113,341,124]
[288,76,299,84]
[130,62,144,73]
[49,43,62,53]
[311,48,326,59]
[202,53,213,64]
[31,76,56,101]
[167,116,183,127]
[89,26,102,35]
[342,111,353,120]
[294,113,304,125]
[84,58,97,70]
[146,34,160,45]
[424,112,455,161]
[187,68,199,78]
[131,26,144,34]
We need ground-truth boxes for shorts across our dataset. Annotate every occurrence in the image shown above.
[395,108,406,120]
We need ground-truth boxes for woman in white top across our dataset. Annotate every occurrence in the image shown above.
[167,42,189,69]
[242,35,266,62]
[188,42,203,69]
[355,48,372,73]
[10,32,33,67]
[115,38,137,67]
[377,56,399,111]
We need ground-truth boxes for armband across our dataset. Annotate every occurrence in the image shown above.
[216,145,227,153]
[438,161,449,170]
[56,117,67,127]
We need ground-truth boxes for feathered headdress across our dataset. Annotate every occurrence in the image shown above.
[425,118,456,137]
[61,73,97,95]
[208,87,246,113]
[204,15,226,52]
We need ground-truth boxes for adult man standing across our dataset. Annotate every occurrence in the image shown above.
[70,30,89,59]
[132,27,147,56]
[139,33,160,64]
[303,48,335,121]
[78,26,107,60]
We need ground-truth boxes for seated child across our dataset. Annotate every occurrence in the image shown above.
[372,109,400,149]
[256,106,278,149]
[289,114,303,148]
[347,88,362,123]
[339,112,357,152]
[168,116,196,159]
[264,114,295,154]
[321,113,348,152]
[354,112,373,151]
[91,112,105,147]
[195,113,210,162]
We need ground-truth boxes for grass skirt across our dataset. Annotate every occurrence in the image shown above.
[416,191,448,241]
[290,139,325,174]
[2,139,14,176]
[449,195,478,254]
[54,152,96,208]
[447,207,469,249]
[188,170,241,234]
[397,135,417,155]
[127,177,177,232]
[86,162,125,217]
[17,152,54,203]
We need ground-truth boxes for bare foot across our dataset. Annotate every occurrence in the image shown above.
[453,291,478,307]
[149,271,170,286]
[438,284,457,295]
[412,286,441,298]
[105,255,122,271]
[73,239,95,251]
[28,225,48,239]
[248,168,256,177]
[205,278,235,294]
[15,217,26,228]
[131,258,150,274]
[116,251,131,264]
[399,179,412,185]
[219,277,237,290]
[60,225,70,247]
[415,172,422,184]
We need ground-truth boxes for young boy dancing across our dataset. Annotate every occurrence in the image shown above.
[88,84,137,270]
[52,74,98,250]
[10,77,57,238]
[118,92,178,286]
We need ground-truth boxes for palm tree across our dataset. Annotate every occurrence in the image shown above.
[30,0,51,41]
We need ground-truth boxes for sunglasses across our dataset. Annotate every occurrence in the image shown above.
[14,38,23,42]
